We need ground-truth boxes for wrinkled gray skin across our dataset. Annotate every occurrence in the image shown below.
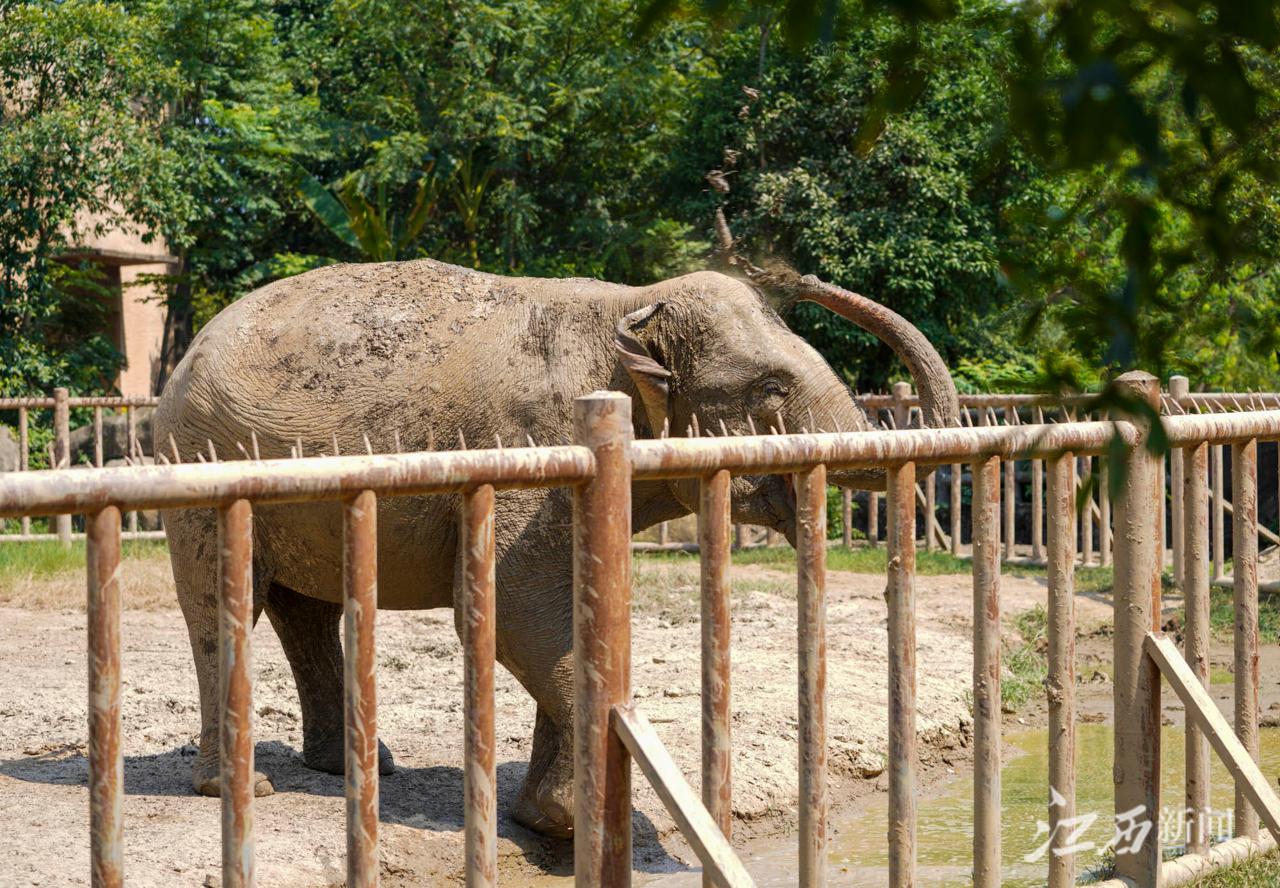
[155,258,954,836]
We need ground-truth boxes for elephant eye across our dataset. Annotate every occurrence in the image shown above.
[760,379,788,399]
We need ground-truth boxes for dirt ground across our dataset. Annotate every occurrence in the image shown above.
[1,550,1106,887]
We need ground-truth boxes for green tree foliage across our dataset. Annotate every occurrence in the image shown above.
[271,0,712,282]
[141,0,325,364]
[667,4,1043,389]
[0,0,181,394]
[658,0,1280,396]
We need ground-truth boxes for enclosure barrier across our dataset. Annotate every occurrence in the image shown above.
[0,391,160,543]
[0,441,595,888]
[643,379,1280,566]
[575,373,1280,887]
[3,377,1280,886]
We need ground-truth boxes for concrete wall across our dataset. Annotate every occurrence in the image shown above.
[72,219,173,397]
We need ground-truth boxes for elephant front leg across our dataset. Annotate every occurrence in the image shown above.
[513,699,576,837]
[459,566,577,838]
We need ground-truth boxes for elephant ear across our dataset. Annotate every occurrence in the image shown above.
[614,303,671,434]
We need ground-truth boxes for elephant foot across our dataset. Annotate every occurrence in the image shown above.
[192,755,275,798]
[513,782,574,838]
[302,732,396,776]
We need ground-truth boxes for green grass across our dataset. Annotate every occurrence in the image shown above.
[0,539,167,580]
[1002,604,1048,713]
[1210,586,1280,644]
[1187,850,1280,886]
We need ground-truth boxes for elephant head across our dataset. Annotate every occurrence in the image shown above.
[614,267,960,539]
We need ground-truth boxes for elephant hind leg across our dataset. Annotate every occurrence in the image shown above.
[169,507,273,798]
[264,583,395,775]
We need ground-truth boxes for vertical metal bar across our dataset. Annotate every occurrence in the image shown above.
[462,485,496,887]
[573,392,632,888]
[87,506,122,888]
[699,470,733,888]
[1212,445,1225,582]
[54,387,70,545]
[971,457,1000,888]
[1046,454,1076,888]
[1111,372,1161,886]
[18,407,29,536]
[868,492,879,548]
[890,383,911,550]
[1003,409,1015,562]
[94,407,104,468]
[1157,453,1168,570]
[1070,456,1079,563]
[1169,377,1189,588]
[950,463,962,556]
[344,490,380,888]
[1100,458,1113,567]
[126,407,139,533]
[1032,406,1045,562]
[891,381,911,433]
[733,524,745,552]
[887,461,917,888]
[842,488,853,549]
[218,500,255,888]
[1081,456,1095,567]
[1232,439,1260,840]
[1184,443,1211,855]
[925,471,936,553]
[658,521,669,547]
[797,464,827,888]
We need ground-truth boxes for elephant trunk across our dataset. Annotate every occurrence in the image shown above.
[796,276,959,433]
[756,266,960,492]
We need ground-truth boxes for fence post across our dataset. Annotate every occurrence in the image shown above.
[1081,456,1094,567]
[1169,376,1189,588]
[699,470,733,888]
[462,485,497,887]
[1212,445,1225,582]
[1031,406,1045,562]
[1046,454,1077,888]
[1100,457,1113,567]
[924,472,936,553]
[218,499,255,888]
[18,407,29,537]
[950,463,962,556]
[54,387,71,546]
[573,392,633,888]
[1232,439,1260,840]
[868,492,880,548]
[797,464,828,888]
[344,490,380,888]
[971,456,1001,888]
[887,460,917,888]
[891,381,912,433]
[842,488,853,549]
[1110,370,1162,886]
[87,506,123,888]
[1003,407,1016,562]
[126,407,139,534]
[1184,442,1211,855]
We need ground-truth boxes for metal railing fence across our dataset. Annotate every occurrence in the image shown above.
[2,375,1280,886]
[573,374,1280,888]
[0,389,160,543]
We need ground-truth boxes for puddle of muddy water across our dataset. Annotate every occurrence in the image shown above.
[639,725,1280,887]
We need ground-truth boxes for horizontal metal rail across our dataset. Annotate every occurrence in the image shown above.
[0,446,595,517]
[0,396,159,409]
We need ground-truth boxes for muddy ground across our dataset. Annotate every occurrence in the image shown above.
[0,547,1156,886]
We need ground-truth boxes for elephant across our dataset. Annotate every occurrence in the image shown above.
[153,255,959,837]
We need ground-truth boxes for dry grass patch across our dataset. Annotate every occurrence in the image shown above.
[0,540,175,611]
